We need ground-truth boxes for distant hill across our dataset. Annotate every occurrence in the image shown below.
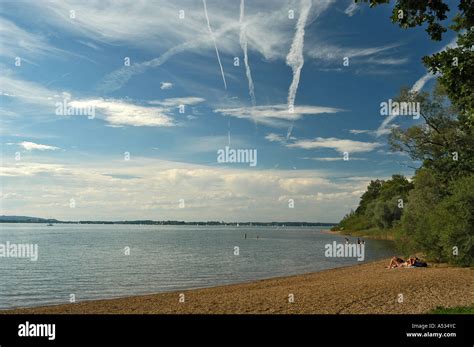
[0,215,60,223]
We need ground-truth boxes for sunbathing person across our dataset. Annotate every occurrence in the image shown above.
[387,256,427,269]
[387,257,405,269]
[409,257,428,267]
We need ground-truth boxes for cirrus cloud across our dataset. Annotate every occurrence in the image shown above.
[68,99,176,127]
[287,137,382,153]
[17,141,60,151]
[215,104,344,127]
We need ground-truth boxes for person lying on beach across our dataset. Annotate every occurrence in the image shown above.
[406,257,428,267]
[387,257,406,269]
[387,256,427,269]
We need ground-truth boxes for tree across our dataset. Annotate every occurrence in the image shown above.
[355,179,383,214]
[389,84,474,187]
[398,169,473,265]
[397,168,445,260]
[373,198,401,229]
[372,175,413,229]
[336,175,413,231]
[431,174,473,266]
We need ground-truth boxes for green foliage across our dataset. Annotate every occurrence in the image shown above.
[429,305,474,314]
[423,29,474,129]
[336,175,413,232]
[338,209,374,231]
[396,170,473,266]
[357,0,472,40]
[389,84,474,187]
[373,198,401,229]
[373,175,413,229]
[336,84,472,265]
[430,175,474,266]
[388,85,473,266]
[355,179,383,214]
[397,168,446,261]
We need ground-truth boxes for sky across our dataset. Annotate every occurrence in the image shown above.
[0,0,458,222]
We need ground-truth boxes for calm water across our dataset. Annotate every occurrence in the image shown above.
[0,224,395,309]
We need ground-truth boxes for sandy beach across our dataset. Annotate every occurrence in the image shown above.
[3,259,472,314]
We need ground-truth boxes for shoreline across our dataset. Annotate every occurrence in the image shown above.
[2,259,471,314]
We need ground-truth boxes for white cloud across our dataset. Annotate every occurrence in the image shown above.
[377,149,410,157]
[344,2,360,17]
[0,18,64,59]
[17,142,59,151]
[150,97,205,107]
[0,73,62,106]
[287,137,382,153]
[215,104,343,127]
[77,40,102,51]
[69,99,175,127]
[1,157,382,222]
[307,38,409,74]
[367,57,408,65]
[0,162,67,177]
[81,1,336,93]
[0,73,205,127]
[182,135,247,153]
[300,156,367,161]
[55,0,298,92]
[349,129,372,135]
[308,42,400,64]
[23,0,304,58]
[265,133,287,143]
[160,82,173,90]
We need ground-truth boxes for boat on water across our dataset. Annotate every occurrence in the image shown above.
[47,223,54,226]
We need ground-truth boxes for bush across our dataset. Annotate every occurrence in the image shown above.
[429,175,474,266]
[399,169,473,266]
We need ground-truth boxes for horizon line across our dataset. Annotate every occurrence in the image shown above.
[0,215,337,225]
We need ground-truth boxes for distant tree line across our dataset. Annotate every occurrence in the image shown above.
[0,216,335,227]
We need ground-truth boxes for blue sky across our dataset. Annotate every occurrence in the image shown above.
[0,0,457,222]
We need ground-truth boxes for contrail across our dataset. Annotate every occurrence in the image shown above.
[98,42,196,93]
[376,36,459,136]
[286,124,294,139]
[239,0,256,105]
[286,0,312,108]
[97,24,238,93]
[286,0,312,139]
[410,73,436,94]
[203,0,227,90]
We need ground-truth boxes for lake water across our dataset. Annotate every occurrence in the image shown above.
[0,224,396,309]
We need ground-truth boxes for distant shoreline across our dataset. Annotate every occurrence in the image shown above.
[0,216,336,227]
[3,259,471,314]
